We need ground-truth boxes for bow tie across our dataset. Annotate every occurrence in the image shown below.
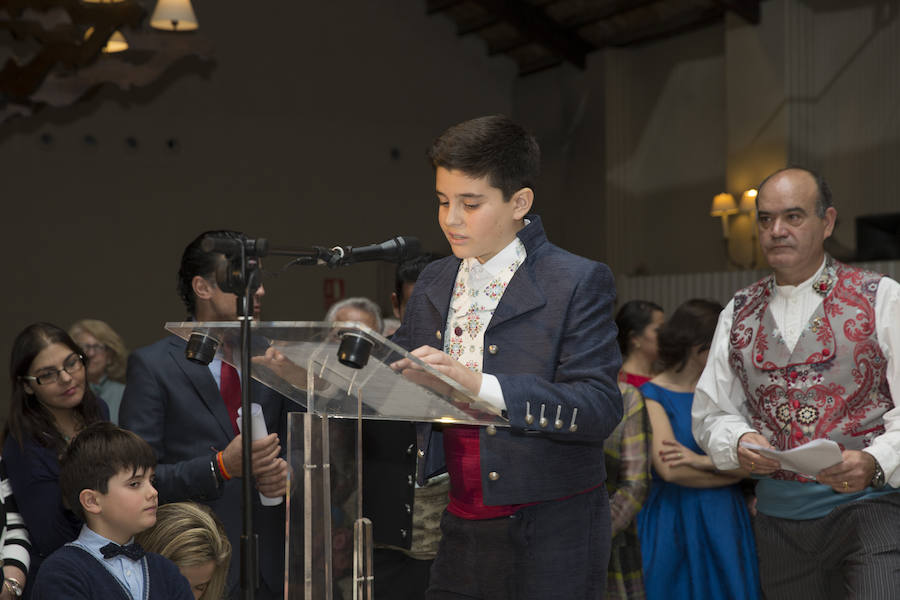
[100,542,145,561]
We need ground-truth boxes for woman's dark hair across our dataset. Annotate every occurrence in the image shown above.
[656,299,723,373]
[615,299,664,356]
[4,322,105,452]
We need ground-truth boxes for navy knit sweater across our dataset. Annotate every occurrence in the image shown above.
[31,544,192,600]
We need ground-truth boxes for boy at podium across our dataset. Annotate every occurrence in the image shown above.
[391,115,623,599]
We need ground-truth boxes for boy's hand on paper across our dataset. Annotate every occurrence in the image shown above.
[816,450,876,493]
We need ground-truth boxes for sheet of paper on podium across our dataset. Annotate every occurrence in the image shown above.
[741,438,843,477]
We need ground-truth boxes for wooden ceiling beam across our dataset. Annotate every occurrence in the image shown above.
[518,54,564,76]
[457,13,500,35]
[555,0,659,30]
[590,6,722,48]
[426,0,465,15]
[487,35,530,56]
[468,0,591,68]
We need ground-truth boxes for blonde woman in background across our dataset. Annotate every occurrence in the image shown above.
[68,319,128,423]
[136,502,231,600]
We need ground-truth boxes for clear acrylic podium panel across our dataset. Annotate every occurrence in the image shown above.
[165,320,509,426]
[164,321,509,599]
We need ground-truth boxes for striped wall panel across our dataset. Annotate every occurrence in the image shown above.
[617,259,900,311]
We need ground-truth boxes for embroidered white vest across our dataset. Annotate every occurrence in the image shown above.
[729,259,892,482]
[444,240,527,370]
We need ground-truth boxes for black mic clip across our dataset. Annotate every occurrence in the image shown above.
[325,245,351,268]
[201,234,267,298]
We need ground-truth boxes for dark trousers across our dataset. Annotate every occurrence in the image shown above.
[427,485,610,600]
[374,547,433,600]
[754,493,900,600]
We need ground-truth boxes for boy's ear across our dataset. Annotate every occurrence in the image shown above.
[80,489,103,515]
[510,187,534,219]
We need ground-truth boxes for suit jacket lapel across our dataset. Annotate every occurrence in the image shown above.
[167,338,234,438]
[422,259,461,345]
[422,254,546,335]
[489,259,546,330]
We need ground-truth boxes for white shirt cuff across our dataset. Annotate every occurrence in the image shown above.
[478,374,506,413]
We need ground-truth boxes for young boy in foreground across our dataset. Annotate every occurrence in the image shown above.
[32,422,192,599]
[391,115,623,599]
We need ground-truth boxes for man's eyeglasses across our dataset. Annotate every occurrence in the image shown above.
[22,353,85,385]
[80,343,107,355]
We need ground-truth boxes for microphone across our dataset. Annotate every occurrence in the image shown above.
[201,236,269,258]
[331,236,421,266]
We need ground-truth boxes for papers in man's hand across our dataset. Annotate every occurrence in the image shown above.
[741,439,843,477]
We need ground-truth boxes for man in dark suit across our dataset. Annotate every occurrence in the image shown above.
[391,116,623,599]
[120,230,290,600]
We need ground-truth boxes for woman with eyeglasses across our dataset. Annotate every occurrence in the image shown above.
[1,323,108,598]
[68,319,128,424]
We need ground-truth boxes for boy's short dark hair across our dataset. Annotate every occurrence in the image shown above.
[60,422,157,521]
[427,115,540,200]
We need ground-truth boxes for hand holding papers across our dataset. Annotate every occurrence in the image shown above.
[740,438,843,478]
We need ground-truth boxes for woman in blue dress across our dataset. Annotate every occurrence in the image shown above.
[637,299,760,599]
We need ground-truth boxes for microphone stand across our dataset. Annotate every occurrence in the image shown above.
[233,244,261,600]
[226,236,415,599]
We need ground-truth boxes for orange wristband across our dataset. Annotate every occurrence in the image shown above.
[216,451,232,481]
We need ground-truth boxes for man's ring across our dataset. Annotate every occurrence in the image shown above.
[843,481,849,491]
[678,453,683,458]
[750,461,754,472]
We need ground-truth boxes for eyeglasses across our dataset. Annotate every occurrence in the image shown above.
[80,343,107,355]
[22,353,85,385]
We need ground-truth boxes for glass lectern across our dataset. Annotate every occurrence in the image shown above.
[166,321,508,600]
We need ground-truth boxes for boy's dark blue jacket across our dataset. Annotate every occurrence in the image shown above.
[391,214,624,505]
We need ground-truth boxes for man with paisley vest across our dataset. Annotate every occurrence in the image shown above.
[692,167,900,599]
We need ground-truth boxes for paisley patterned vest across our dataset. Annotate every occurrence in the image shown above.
[729,258,892,482]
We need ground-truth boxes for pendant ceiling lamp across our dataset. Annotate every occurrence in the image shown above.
[150,0,199,31]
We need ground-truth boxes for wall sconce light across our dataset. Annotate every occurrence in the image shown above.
[150,0,199,31]
[710,192,738,238]
[711,189,758,269]
[739,188,757,213]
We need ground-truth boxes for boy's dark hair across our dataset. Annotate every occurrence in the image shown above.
[656,299,723,373]
[394,253,438,300]
[59,422,157,521]
[615,299,664,356]
[427,115,540,200]
[176,230,243,317]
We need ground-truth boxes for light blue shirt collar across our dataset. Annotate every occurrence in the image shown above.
[71,525,146,600]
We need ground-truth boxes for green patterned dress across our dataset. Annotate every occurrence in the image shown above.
[604,382,652,599]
